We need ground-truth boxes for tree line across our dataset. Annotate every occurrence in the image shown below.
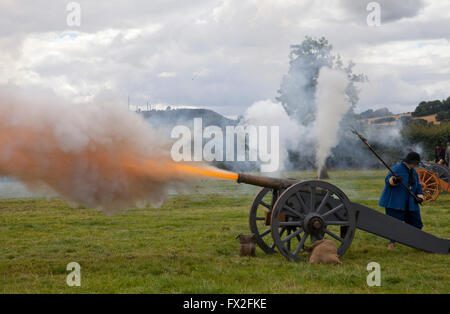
[411,97,450,121]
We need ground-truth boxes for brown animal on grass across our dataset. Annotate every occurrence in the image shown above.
[236,234,256,257]
[304,238,341,265]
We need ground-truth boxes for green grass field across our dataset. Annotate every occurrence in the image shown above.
[0,170,449,293]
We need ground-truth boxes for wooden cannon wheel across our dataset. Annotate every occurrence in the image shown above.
[270,180,356,262]
[249,187,278,254]
[248,185,335,254]
[420,162,450,183]
[417,168,440,203]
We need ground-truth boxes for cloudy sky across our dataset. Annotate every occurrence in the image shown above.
[1,0,449,117]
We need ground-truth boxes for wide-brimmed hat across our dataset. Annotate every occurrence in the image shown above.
[403,152,421,165]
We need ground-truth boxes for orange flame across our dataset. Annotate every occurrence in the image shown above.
[0,94,239,213]
[173,163,238,181]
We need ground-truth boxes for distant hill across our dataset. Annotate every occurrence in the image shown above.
[355,107,393,119]
[137,108,257,172]
[359,112,440,126]
[138,108,238,130]
[356,96,450,125]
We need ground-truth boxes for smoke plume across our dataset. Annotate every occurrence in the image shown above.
[242,68,351,174]
[0,90,224,213]
[314,67,351,175]
[243,99,311,172]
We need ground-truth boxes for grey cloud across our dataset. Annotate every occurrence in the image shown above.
[0,0,218,37]
[0,1,448,116]
[339,0,427,24]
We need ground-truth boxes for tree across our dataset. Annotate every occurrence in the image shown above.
[276,36,367,176]
[443,96,450,107]
[372,117,396,124]
[412,99,450,117]
[276,36,367,125]
[401,121,450,160]
[436,110,450,122]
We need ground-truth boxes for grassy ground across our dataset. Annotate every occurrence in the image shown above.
[0,170,449,293]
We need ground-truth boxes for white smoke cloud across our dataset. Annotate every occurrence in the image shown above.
[314,67,351,175]
[244,99,311,172]
[0,85,199,214]
[243,67,352,174]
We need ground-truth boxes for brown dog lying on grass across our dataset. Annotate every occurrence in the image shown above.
[304,238,341,265]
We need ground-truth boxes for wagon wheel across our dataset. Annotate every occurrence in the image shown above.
[420,162,449,183]
[249,187,278,254]
[270,180,356,262]
[417,168,440,202]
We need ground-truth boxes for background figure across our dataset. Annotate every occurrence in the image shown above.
[445,139,450,167]
[435,142,446,164]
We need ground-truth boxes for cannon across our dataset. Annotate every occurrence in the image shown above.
[417,162,450,203]
[237,173,449,261]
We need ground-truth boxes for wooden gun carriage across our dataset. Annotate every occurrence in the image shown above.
[417,162,450,203]
[237,173,449,261]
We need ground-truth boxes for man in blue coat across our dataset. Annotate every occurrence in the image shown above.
[379,152,424,249]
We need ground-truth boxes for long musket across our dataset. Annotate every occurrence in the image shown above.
[351,128,421,203]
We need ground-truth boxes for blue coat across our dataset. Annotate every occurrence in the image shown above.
[378,162,423,212]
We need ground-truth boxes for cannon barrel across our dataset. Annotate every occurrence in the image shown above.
[237,173,297,189]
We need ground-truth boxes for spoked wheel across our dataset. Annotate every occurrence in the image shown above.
[271,180,356,262]
[420,162,449,183]
[249,187,279,254]
[417,168,440,203]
